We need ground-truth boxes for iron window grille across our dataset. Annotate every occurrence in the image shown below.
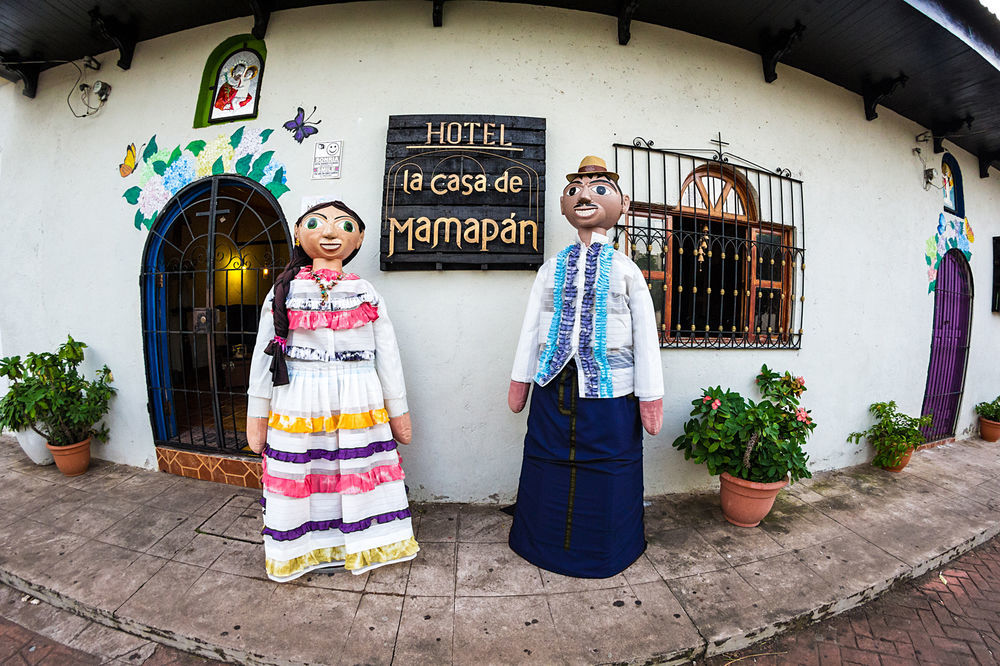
[140,175,291,455]
[613,138,806,349]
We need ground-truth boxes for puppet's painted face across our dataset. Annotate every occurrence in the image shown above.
[296,205,364,264]
[559,175,630,234]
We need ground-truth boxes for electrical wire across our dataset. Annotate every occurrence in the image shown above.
[0,56,104,118]
[64,60,104,118]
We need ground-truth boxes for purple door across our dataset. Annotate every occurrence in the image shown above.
[920,249,973,441]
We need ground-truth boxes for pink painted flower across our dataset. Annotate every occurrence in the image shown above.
[711,399,722,410]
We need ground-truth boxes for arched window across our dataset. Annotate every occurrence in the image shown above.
[941,153,964,218]
[193,35,267,128]
[614,147,805,349]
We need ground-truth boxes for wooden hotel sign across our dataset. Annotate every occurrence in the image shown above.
[380,114,545,270]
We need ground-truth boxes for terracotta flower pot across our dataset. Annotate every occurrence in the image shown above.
[45,437,91,477]
[880,447,913,473]
[719,472,788,527]
[980,417,1000,443]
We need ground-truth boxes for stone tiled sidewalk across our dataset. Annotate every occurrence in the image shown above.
[1,435,999,664]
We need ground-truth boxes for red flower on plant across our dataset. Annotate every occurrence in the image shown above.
[796,407,811,424]
[702,395,712,403]
[711,399,722,410]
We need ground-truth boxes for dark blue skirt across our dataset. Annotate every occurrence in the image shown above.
[508,365,646,578]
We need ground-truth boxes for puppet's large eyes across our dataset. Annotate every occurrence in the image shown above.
[338,220,355,233]
[566,186,580,196]
[304,217,321,230]
[594,184,610,195]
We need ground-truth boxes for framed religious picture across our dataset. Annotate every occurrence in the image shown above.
[209,48,264,124]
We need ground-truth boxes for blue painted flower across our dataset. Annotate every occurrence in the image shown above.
[163,154,196,195]
[261,159,287,184]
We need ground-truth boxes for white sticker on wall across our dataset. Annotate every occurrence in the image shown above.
[312,141,342,180]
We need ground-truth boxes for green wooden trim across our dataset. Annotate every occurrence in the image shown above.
[193,34,267,129]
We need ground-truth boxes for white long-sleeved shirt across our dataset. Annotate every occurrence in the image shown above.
[510,232,664,401]
[247,277,408,419]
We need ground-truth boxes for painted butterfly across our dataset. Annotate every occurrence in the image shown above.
[283,106,321,143]
[119,143,137,177]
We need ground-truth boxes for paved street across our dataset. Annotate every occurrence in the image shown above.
[701,534,1000,666]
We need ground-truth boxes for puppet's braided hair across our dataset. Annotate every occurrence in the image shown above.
[264,200,367,385]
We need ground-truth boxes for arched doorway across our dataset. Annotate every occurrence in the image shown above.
[140,175,291,454]
[920,248,973,441]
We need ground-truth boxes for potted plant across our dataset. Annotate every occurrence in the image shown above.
[0,336,116,476]
[974,397,1000,442]
[672,365,815,527]
[847,401,932,472]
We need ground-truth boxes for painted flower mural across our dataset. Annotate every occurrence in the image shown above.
[925,212,974,293]
[122,126,288,230]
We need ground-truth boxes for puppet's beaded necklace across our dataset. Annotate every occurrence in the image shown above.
[306,268,344,303]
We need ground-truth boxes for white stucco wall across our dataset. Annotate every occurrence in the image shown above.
[0,1,997,500]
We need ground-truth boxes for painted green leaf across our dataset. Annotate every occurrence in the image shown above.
[123,186,142,204]
[148,210,159,228]
[266,181,290,199]
[260,129,273,142]
[134,210,145,230]
[925,255,932,266]
[142,135,158,162]
[928,281,936,294]
[153,161,167,176]
[230,127,245,149]
[185,140,207,156]
[270,167,284,184]
[235,154,253,176]
[212,156,225,175]
[251,151,274,174]
[168,146,182,166]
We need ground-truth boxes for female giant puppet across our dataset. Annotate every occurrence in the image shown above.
[247,201,419,582]
[508,157,663,578]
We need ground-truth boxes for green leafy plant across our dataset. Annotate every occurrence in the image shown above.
[974,397,1000,422]
[0,336,116,447]
[847,401,932,468]
[671,365,815,484]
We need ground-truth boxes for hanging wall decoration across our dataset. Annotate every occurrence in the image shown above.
[121,126,289,230]
[193,35,267,129]
[283,106,321,144]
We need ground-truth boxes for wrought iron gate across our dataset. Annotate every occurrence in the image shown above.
[140,176,291,454]
[920,249,973,441]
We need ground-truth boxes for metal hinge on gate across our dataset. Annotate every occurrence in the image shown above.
[156,274,164,288]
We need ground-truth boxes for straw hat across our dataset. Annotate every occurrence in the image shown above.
[565,155,619,183]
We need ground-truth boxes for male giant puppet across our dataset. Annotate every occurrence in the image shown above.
[508,156,664,578]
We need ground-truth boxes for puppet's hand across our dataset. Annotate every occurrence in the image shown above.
[508,380,530,413]
[639,399,663,436]
[247,417,268,454]
[390,413,412,445]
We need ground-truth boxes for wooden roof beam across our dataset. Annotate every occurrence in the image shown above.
[978,150,1000,178]
[760,20,805,83]
[863,73,908,121]
[932,115,974,153]
[619,0,640,45]
[88,7,136,70]
[432,0,445,27]
[249,0,272,40]
[0,52,39,98]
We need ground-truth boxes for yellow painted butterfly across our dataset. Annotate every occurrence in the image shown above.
[119,143,137,177]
